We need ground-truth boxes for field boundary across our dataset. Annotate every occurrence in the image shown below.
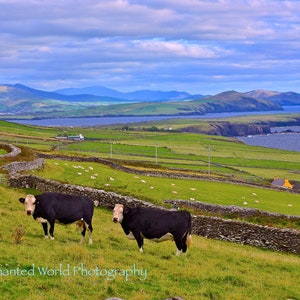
[8,173,300,254]
[2,145,299,254]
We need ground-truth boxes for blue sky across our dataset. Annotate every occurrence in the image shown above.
[1,0,300,94]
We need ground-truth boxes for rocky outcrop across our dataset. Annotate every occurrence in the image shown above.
[180,116,300,137]
[182,122,271,137]
[209,122,271,136]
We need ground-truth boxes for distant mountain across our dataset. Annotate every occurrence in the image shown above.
[0,83,298,118]
[266,92,300,106]
[0,83,119,115]
[65,90,282,117]
[55,86,125,99]
[201,90,282,112]
[55,86,199,101]
[245,90,280,99]
[0,83,114,103]
[246,90,300,106]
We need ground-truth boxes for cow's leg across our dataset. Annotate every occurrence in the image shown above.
[49,222,55,240]
[174,238,183,256]
[87,222,93,245]
[41,223,48,239]
[80,224,86,244]
[180,231,191,255]
[133,232,144,253]
[181,241,188,254]
[175,235,189,256]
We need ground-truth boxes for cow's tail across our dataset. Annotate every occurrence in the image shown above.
[186,233,192,248]
[183,212,192,248]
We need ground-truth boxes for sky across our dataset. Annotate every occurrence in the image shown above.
[1,0,300,95]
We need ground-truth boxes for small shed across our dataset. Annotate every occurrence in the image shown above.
[67,134,84,141]
[271,178,293,189]
[56,134,85,141]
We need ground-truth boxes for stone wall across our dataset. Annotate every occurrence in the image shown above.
[8,174,157,209]
[164,199,300,221]
[192,215,299,253]
[2,158,44,176]
[9,174,300,254]
[0,144,21,158]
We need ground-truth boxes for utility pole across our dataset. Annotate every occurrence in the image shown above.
[208,144,211,178]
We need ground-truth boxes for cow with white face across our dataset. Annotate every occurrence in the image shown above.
[22,194,36,216]
[113,204,192,255]
[19,192,94,244]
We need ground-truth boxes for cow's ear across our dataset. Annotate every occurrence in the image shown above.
[19,198,25,203]
[108,205,115,210]
[123,207,130,213]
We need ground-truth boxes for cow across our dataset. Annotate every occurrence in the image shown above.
[112,204,192,255]
[19,192,94,244]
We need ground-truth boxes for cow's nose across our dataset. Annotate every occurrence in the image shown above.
[26,210,32,216]
[113,217,118,223]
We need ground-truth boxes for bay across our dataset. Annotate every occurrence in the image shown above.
[236,132,300,152]
[6,106,300,153]
[7,106,300,127]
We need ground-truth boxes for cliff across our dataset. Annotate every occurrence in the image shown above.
[182,122,271,137]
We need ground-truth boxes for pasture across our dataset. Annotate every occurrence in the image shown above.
[0,119,300,299]
[0,186,300,300]
[32,159,300,219]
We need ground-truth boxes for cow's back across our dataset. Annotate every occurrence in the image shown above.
[124,207,191,239]
[34,192,94,223]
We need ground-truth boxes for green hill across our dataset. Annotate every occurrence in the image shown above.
[0,84,282,118]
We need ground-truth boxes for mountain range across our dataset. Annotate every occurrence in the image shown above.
[55,86,202,102]
[0,83,299,118]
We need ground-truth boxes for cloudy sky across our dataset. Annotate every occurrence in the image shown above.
[1,0,300,94]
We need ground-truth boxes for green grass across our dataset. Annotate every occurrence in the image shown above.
[1,119,300,182]
[1,119,300,299]
[0,186,299,300]
[31,159,300,217]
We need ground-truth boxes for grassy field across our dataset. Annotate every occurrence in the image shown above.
[0,186,299,300]
[1,119,300,299]
[31,159,300,218]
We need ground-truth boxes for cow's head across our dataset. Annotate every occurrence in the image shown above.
[112,204,124,223]
[19,194,37,216]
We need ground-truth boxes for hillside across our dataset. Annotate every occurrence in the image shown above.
[0,84,285,119]
[1,121,300,299]
[2,84,300,121]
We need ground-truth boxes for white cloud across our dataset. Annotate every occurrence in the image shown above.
[0,0,300,93]
[133,39,220,58]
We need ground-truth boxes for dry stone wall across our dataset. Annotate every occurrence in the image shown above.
[192,215,299,253]
[9,174,300,254]
[164,199,300,221]
[3,158,44,175]
[0,144,21,158]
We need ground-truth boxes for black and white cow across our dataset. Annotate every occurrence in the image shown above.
[112,204,192,255]
[19,192,94,244]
